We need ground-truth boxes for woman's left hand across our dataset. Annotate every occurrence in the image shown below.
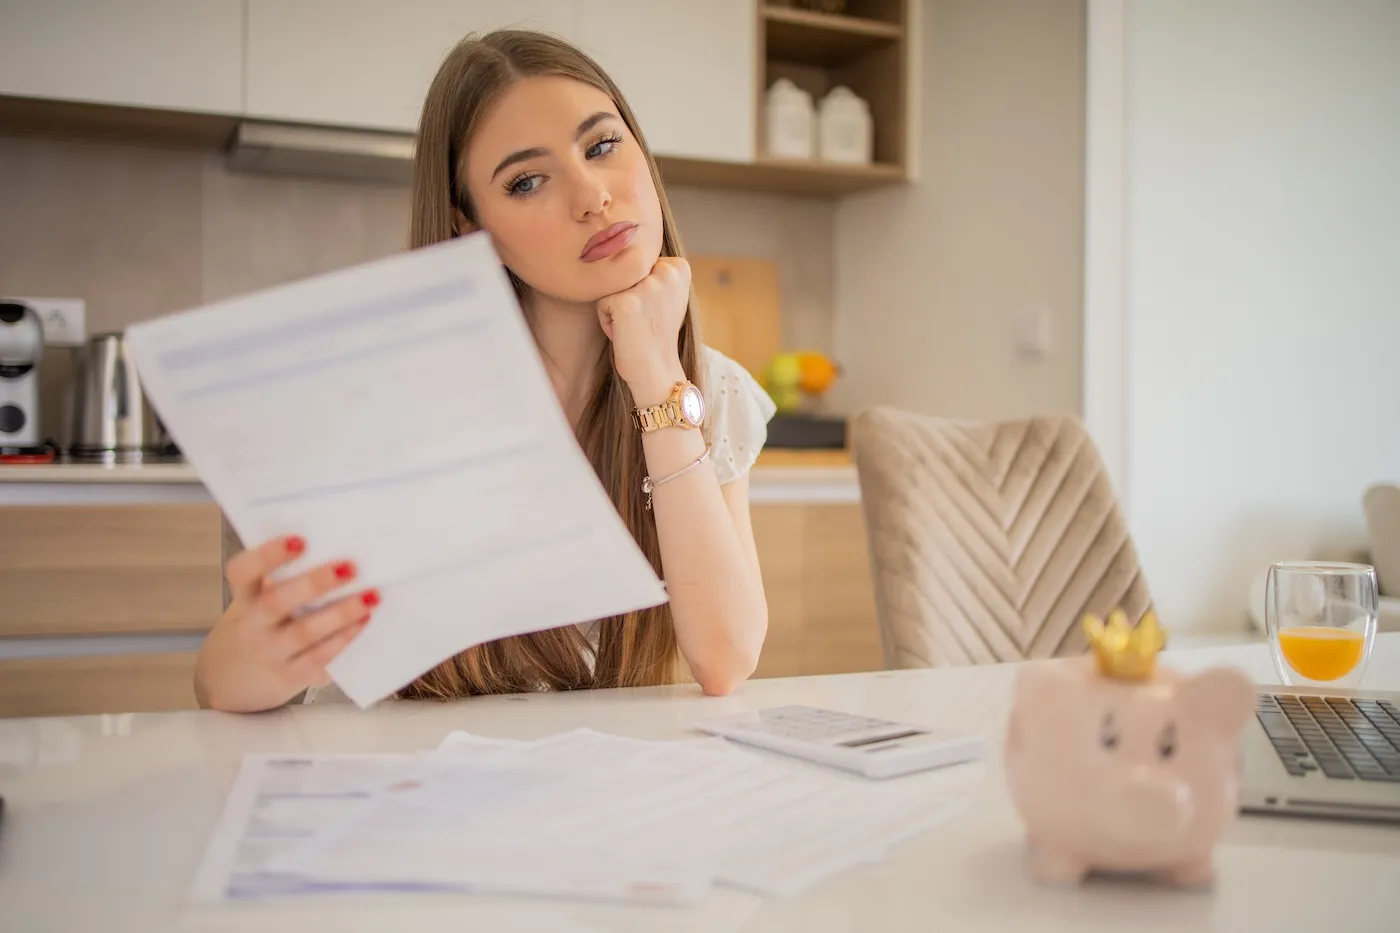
[596,257,690,401]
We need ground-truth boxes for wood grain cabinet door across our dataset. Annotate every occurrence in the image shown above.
[0,504,224,638]
[750,503,883,679]
[0,504,221,718]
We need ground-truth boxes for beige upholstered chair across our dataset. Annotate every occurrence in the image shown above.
[850,407,1153,669]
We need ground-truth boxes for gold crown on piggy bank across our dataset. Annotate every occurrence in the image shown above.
[1083,608,1166,681]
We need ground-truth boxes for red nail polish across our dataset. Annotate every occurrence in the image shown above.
[361,589,380,609]
[334,561,356,581]
[285,535,306,555]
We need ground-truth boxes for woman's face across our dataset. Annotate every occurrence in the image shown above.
[460,75,664,304]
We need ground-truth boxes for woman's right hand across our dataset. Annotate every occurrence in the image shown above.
[194,534,379,711]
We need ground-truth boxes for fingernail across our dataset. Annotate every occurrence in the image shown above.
[334,561,356,581]
[361,589,381,609]
[285,535,306,555]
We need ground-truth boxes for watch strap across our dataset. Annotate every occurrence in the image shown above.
[631,401,679,433]
[632,381,695,433]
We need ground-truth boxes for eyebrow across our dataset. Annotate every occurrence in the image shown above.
[489,111,619,180]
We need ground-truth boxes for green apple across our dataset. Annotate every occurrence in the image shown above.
[770,385,803,414]
[765,352,803,390]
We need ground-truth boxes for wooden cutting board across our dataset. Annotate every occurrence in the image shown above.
[689,255,782,378]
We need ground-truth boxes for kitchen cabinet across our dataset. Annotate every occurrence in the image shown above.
[0,0,243,115]
[750,503,884,679]
[0,653,198,719]
[247,0,756,163]
[0,504,224,639]
[575,0,756,163]
[0,501,220,719]
[0,472,880,718]
[0,2,913,196]
[245,0,579,133]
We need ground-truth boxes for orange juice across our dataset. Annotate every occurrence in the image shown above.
[1278,626,1365,681]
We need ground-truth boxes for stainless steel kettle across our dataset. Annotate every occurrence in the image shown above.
[68,332,178,463]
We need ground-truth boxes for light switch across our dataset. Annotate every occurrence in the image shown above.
[1018,306,1051,360]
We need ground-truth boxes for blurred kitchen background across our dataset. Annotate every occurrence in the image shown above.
[0,0,1087,445]
[2,0,1397,717]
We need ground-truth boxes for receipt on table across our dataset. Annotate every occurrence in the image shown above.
[125,233,667,706]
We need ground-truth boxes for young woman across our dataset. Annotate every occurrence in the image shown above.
[194,29,776,712]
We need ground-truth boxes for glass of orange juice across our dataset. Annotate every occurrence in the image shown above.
[1265,561,1378,688]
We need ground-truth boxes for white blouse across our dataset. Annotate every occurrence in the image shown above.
[699,346,780,485]
[300,346,776,705]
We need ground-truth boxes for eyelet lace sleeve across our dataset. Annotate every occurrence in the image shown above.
[701,347,777,486]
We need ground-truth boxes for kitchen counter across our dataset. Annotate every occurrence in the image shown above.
[0,452,861,506]
[0,462,210,505]
[0,462,201,483]
[1,450,872,706]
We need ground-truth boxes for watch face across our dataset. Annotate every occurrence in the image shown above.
[680,385,705,426]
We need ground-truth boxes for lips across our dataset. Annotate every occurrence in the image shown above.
[580,222,638,263]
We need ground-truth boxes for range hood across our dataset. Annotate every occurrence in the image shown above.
[226,120,416,185]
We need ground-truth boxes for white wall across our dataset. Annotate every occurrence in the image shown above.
[1122,0,1400,631]
[831,0,1087,421]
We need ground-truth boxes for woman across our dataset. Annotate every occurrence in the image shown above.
[194,29,775,712]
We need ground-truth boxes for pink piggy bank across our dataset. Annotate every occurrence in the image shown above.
[1004,610,1256,887]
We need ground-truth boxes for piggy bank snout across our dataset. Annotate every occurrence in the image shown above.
[1101,767,1193,843]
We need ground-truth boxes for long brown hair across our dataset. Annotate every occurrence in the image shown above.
[398,29,701,699]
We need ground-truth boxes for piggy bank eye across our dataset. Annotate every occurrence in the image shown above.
[1100,713,1120,751]
[1158,722,1177,759]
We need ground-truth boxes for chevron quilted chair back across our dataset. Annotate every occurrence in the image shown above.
[850,407,1153,669]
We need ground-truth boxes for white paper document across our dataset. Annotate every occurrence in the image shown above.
[189,753,421,902]
[236,730,966,904]
[191,749,704,906]
[125,234,668,706]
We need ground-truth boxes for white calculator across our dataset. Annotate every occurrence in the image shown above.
[694,705,984,779]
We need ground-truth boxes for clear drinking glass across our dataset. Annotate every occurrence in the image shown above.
[1265,561,1379,688]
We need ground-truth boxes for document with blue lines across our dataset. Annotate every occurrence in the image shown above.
[125,232,668,707]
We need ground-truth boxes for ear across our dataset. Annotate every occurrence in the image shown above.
[453,208,476,238]
[1179,666,1256,735]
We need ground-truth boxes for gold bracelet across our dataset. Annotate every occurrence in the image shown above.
[642,447,711,511]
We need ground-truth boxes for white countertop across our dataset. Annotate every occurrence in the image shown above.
[0,460,860,505]
[0,462,202,483]
[2,636,1397,932]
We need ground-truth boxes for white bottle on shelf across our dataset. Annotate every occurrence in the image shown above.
[764,78,816,160]
[817,86,873,164]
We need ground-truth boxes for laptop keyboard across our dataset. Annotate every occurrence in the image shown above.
[1256,694,1400,782]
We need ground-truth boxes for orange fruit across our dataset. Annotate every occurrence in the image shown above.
[797,352,840,394]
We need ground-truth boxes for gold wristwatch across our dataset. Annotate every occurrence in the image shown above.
[632,380,706,433]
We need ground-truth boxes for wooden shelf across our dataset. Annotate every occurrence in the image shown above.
[763,7,903,68]
[756,2,910,184]
[657,154,904,196]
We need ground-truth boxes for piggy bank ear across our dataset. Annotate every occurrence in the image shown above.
[1179,666,1256,735]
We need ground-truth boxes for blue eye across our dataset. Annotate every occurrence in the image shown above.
[507,174,542,197]
[586,134,622,159]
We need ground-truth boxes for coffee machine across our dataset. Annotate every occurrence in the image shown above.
[0,300,54,462]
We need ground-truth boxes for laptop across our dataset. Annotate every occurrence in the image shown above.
[1240,682,1400,822]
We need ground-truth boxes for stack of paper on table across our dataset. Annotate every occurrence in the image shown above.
[124,233,668,708]
[191,730,967,906]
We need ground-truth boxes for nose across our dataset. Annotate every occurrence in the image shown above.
[566,161,611,222]
[1104,767,1192,844]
